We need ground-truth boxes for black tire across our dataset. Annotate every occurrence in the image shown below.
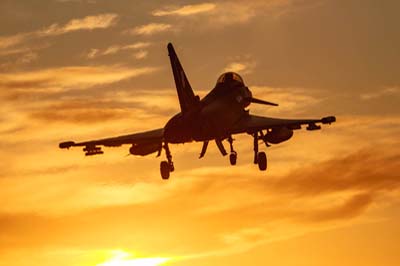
[257,152,267,171]
[229,152,237,166]
[160,161,170,180]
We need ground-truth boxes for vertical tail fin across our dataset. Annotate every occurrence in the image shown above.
[167,43,199,114]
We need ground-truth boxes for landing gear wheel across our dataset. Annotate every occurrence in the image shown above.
[162,142,174,178]
[229,152,237,166]
[160,161,170,180]
[257,152,267,171]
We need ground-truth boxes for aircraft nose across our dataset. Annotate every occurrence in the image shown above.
[244,86,252,98]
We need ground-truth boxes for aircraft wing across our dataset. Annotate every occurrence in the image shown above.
[231,114,336,134]
[59,128,164,156]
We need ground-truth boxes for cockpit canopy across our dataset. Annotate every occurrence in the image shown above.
[216,72,244,86]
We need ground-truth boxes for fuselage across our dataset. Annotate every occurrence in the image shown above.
[164,72,252,143]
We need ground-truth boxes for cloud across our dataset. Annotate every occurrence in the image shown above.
[0,65,157,92]
[0,145,398,263]
[209,1,259,25]
[304,193,373,222]
[360,87,399,100]
[38,13,119,36]
[152,3,216,16]
[0,46,30,57]
[150,1,259,26]
[31,107,131,124]
[249,86,321,116]
[174,146,400,223]
[127,23,172,35]
[0,33,29,50]
[133,50,148,60]
[0,48,43,70]
[87,48,99,59]
[56,0,97,3]
[86,42,151,59]
[224,62,246,73]
[271,148,400,196]
[17,51,39,64]
[0,13,118,54]
[153,0,322,29]
[103,46,125,56]
[223,61,256,74]
[25,97,164,124]
[123,42,152,50]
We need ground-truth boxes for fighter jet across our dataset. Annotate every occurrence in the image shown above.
[59,43,336,180]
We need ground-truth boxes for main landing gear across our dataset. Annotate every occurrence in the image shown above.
[213,133,267,171]
[160,132,269,179]
[160,142,174,180]
[253,132,267,171]
[228,136,237,166]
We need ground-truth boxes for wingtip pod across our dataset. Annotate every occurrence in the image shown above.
[59,141,75,149]
[321,116,336,124]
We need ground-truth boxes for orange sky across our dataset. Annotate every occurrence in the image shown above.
[1,1,399,266]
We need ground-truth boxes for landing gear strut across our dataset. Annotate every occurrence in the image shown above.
[253,133,258,165]
[228,136,237,166]
[160,142,174,180]
[253,132,267,171]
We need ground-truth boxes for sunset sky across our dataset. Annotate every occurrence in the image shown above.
[1,0,400,265]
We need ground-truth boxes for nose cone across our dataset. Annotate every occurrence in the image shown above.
[244,86,252,98]
[241,86,253,107]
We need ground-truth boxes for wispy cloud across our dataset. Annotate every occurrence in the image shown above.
[87,48,99,59]
[304,193,373,222]
[133,50,148,60]
[31,106,132,124]
[87,42,151,59]
[223,61,256,74]
[17,51,39,64]
[25,93,172,124]
[270,148,400,196]
[152,3,216,16]
[249,86,321,115]
[0,65,157,92]
[0,13,119,54]
[224,62,247,73]
[151,0,322,29]
[0,33,29,50]
[56,0,97,3]
[38,13,118,36]
[127,23,172,35]
[360,87,399,100]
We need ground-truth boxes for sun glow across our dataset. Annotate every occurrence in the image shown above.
[97,250,170,266]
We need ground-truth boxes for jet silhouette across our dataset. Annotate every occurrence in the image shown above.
[60,43,336,179]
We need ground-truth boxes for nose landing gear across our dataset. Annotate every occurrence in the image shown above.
[229,152,237,165]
